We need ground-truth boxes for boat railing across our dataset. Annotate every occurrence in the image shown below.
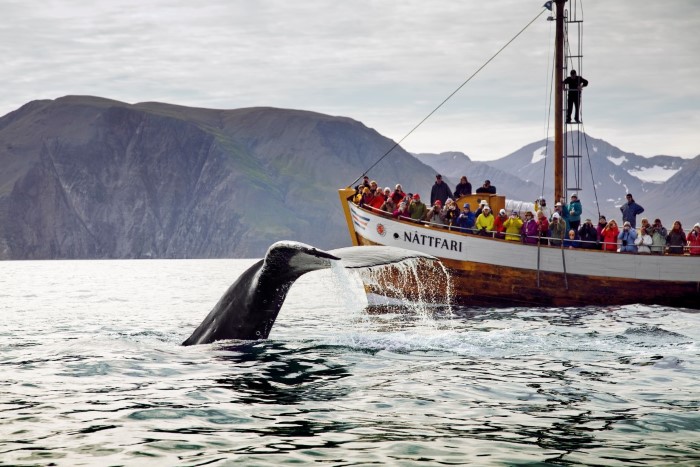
[355,202,697,255]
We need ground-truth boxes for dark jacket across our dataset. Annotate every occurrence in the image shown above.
[430,182,453,206]
[476,185,496,194]
[578,223,598,249]
[454,182,472,197]
[620,200,644,228]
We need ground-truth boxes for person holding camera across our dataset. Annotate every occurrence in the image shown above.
[618,221,638,253]
[600,219,619,251]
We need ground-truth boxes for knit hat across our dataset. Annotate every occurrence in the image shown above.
[552,212,560,219]
[483,206,491,211]
[413,193,420,200]
[434,200,442,206]
[499,209,506,216]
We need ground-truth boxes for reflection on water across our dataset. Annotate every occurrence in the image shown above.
[0,260,699,464]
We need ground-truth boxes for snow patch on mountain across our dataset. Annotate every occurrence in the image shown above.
[531,146,547,164]
[627,166,682,183]
[607,155,627,166]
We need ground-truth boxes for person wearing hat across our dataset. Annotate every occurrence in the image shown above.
[578,218,598,250]
[443,198,459,225]
[618,221,638,253]
[550,212,567,246]
[409,193,427,221]
[474,199,488,218]
[493,208,508,239]
[521,211,538,244]
[430,174,454,207]
[455,202,476,233]
[475,205,495,236]
[566,193,583,231]
[687,223,700,255]
[425,199,447,226]
[504,210,523,242]
[551,201,570,232]
[620,193,644,228]
[536,210,550,245]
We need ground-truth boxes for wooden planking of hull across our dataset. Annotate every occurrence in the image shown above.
[340,192,700,310]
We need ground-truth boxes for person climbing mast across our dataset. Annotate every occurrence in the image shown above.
[563,69,588,123]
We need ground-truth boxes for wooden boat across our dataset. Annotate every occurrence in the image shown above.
[338,0,700,309]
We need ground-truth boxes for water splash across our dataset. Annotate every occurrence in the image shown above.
[335,257,454,328]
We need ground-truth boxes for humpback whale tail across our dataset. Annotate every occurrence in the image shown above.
[183,241,438,345]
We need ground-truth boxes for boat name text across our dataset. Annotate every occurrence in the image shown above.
[403,231,462,252]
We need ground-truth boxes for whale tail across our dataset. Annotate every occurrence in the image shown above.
[183,242,439,345]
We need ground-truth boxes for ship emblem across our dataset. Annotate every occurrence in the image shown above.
[376,223,386,237]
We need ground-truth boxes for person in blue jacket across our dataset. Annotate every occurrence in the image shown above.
[455,202,476,233]
[620,193,644,228]
[566,193,583,231]
[618,221,638,253]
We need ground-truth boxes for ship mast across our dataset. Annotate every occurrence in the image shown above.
[553,0,567,204]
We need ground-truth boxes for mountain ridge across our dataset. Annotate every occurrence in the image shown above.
[0,96,697,259]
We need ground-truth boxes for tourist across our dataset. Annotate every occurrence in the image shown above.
[600,219,619,252]
[596,216,608,249]
[563,229,580,249]
[475,206,495,235]
[430,174,454,207]
[620,193,644,228]
[494,209,508,239]
[380,187,396,213]
[455,203,476,233]
[687,223,700,255]
[454,176,472,197]
[474,200,488,218]
[503,211,523,242]
[549,212,567,246]
[666,221,686,255]
[391,184,405,204]
[409,194,427,221]
[476,180,497,194]
[567,193,583,231]
[443,198,460,226]
[359,186,373,208]
[635,226,653,254]
[618,221,638,253]
[393,201,410,220]
[368,186,386,210]
[649,218,667,255]
[563,69,588,123]
[536,210,550,245]
[578,218,598,249]
[425,200,446,225]
[552,202,570,232]
[521,211,538,244]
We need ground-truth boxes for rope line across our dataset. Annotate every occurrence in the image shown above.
[349,6,550,188]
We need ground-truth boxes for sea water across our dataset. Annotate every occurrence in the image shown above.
[1,259,699,465]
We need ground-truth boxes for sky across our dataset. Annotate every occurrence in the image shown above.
[2,0,698,161]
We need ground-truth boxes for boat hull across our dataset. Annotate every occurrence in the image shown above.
[340,191,700,310]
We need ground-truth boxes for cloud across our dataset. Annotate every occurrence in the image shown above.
[1,0,698,159]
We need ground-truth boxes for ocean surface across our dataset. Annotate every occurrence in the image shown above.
[1,259,699,466]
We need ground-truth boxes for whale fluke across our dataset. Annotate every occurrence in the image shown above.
[183,242,437,345]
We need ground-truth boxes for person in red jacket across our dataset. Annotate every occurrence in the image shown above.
[493,209,508,239]
[687,223,700,255]
[600,219,620,251]
[536,210,550,245]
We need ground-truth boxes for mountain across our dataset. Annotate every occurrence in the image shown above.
[1,97,697,260]
[0,96,437,259]
[483,132,697,226]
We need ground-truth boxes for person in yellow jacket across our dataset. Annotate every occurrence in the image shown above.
[503,211,524,241]
[475,206,495,236]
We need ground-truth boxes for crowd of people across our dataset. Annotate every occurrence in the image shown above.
[352,175,700,255]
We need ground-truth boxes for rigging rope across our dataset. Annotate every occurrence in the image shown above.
[348,6,550,188]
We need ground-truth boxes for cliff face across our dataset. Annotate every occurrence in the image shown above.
[0,96,436,259]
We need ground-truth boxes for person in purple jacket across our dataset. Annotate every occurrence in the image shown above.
[521,211,539,244]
